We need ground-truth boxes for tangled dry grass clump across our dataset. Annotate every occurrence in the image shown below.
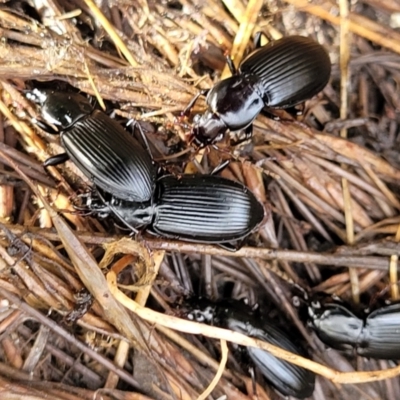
[0,0,400,399]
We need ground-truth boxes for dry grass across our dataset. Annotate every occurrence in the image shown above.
[0,0,400,399]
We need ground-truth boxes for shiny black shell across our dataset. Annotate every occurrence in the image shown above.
[358,303,400,359]
[80,174,264,245]
[186,299,315,398]
[37,91,93,128]
[240,35,331,108]
[191,35,331,146]
[61,110,156,202]
[205,74,265,130]
[308,301,400,359]
[308,302,363,351]
[36,91,156,202]
[149,174,264,243]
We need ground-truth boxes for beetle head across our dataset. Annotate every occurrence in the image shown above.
[180,297,217,323]
[26,88,48,106]
[191,110,227,147]
[27,89,92,130]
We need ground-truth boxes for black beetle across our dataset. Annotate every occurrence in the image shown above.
[184,299,315,399]
[308,299,400,359]
[184,35,331,146]
[81,174,264,247]
[27,89,157,202]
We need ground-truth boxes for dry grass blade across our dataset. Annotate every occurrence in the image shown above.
[221,0,264,78]
[284,0,400,54]
[339,0,359,303]
[83,0,138,67]
[0,1,400,399]
[197,339,228,400]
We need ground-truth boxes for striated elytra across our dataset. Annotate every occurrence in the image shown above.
[185,35,331,146]
[28,89,157,203]
[151,174,264,243]
[185,299,315,399]
[308,300,400,359]
[83,174,265,247]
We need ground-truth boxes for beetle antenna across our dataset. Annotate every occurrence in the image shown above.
[225,56,237,75]
[154,147,194,162]
[127,119,154,161]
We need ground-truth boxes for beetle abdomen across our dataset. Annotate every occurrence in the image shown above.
[62,110,156,202]
[358,304,400,359]
[246,323,315,398]
[240,36,331,108]
[151,175,264,242]
[309,300,400,359]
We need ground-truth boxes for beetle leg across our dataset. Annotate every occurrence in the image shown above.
[253,31,272,49]
[217,241,242,252]
[33,119,59,134]
[230,124,253,146]
[244,124,253,140]
[286,104,304,117]
[127,119,154,161]
[248,366,258,397]
[262,107,280,120]
[210,159,230,176]
[95,189,141,233]
[43,153,69,167]
[254,32,263,49]
[115,221,139,233]
[181,89,209,117]
[225,56,237,75]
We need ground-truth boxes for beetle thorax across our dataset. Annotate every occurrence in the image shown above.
[206,75,265,132]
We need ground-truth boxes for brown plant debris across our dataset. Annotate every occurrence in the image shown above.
[0,0,400,399]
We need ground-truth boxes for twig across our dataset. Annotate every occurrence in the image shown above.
[0,223,396,270]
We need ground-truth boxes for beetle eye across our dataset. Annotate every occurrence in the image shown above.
[26,88,47,105]
[311,301,321,309]
[194,311,205,322]
[193,114,201,123]
[292,296,300,307]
